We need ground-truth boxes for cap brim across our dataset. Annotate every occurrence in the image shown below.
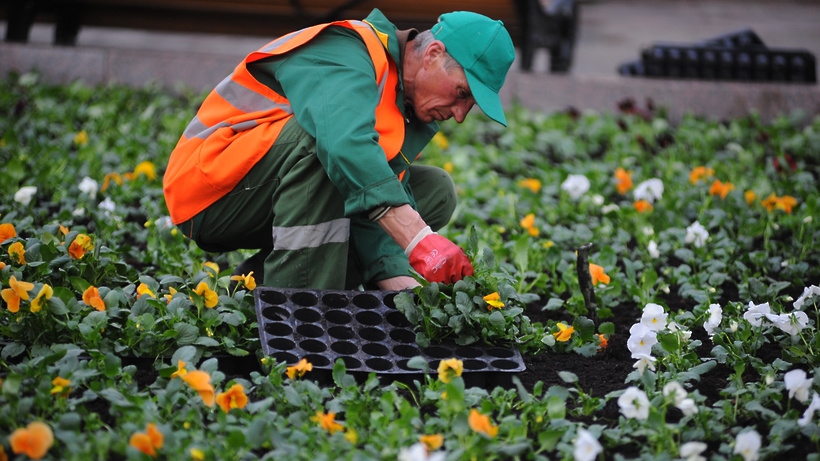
[465,71,507,127]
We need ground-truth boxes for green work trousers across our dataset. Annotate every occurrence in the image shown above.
[177,118,457,290]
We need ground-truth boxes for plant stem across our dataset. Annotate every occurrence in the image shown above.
[575,242,598,325]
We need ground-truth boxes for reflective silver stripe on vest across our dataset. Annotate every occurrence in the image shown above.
[182,75,294,140]
[183,19,383,142]
[272,218,350,250]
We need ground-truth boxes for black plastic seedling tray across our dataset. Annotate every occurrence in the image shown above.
[254,287,526,387]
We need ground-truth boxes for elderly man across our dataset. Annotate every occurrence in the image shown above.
[163,8,515,290]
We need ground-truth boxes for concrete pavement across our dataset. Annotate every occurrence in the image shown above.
[1,0,819,122]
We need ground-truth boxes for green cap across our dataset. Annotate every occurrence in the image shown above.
[432,11,515,126]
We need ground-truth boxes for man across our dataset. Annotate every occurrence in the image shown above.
[163,8,515,290]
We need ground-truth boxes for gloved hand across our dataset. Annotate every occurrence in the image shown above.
[406,227,474,283]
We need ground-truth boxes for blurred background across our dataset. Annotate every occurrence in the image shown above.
[1,0,818,120]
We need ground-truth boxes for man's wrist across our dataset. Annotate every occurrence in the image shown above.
[403,226,434,256]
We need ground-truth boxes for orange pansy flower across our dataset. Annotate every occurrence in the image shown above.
[10,421,54,459]
[311,411,344,434]
[68,234,94,259]
[129,423,163,458]
[761,192,798,213]
[468,409,499,438]
[101,172,123,192]
[193,281,219,308]
[136,283,156,298]
[589,263,611,285]
[633,199,653,213]
[553,322,575,342]
[614,167,633,194]
[229,272,257,291]
[286,358,313,380]
[216,383,249,413]
[0,222,16,243]
[170,360,188,379]
[180,370,215,407]
[709,179,735,199]
[744,190,757,205]
[597,334,609,351]
[689,166,714,185]
[518,178,542,194]
[82,286,106,311]
[483,292,504,310]
[420,434,444,451]
[50,376,71,397]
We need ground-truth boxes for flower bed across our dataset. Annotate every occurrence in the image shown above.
[1,73,818,460]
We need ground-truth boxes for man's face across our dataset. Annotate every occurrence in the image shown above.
[408,44,476,124]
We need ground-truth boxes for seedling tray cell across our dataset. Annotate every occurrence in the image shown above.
[254,287,525,386]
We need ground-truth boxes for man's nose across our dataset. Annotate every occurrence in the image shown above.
[451,100,474,123]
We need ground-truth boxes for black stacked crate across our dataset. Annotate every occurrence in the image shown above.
[618,28,816,84]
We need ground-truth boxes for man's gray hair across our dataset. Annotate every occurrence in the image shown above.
[413,30,463,73]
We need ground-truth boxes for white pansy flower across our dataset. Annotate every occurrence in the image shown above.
[798,392,820,427]
[647,240,660,259]
[733,430,761,461]
[667,321,692,341]
[679,441,707,461]
[677,398,698,416]
[14,186,38,206]
[573,428,603,461]
[743,301,772,327]
[704,303,722,336]
[99,197,116,214]
[632,353,656,375]
[641,226,654,236]
[627,323,658,358]
[591,194,604,206]
[793,285,820,310]
[641,303,668,331]
[771,311,809,336]
[784,369,813,403]
[78,176,99,198]
[601,204,620,214]
[684,221,709,248]
[618,386,650,420]
[398,443,445,461]
[561,174,590,201]
[72,207,86,217]
[633,178,664,203]
[662,381,687,405]
[729,320,739,332]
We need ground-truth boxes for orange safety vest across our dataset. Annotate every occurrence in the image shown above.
[163,20,405,224]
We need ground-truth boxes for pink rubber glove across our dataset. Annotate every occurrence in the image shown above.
[407,232,474,284]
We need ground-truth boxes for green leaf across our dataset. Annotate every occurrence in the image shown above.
[558,371,578,383]
[2,342,27,360]
[543,298,564,311]
[488,310,506,329]
[546,395,566,419]
[405,355,429,372]
[99,388,133,408]
[658,332,682,353]
[572,316,595,341]
[194,336,220,347]
[174,322,199,345]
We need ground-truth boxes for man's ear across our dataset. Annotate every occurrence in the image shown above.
[423,40,446,67]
